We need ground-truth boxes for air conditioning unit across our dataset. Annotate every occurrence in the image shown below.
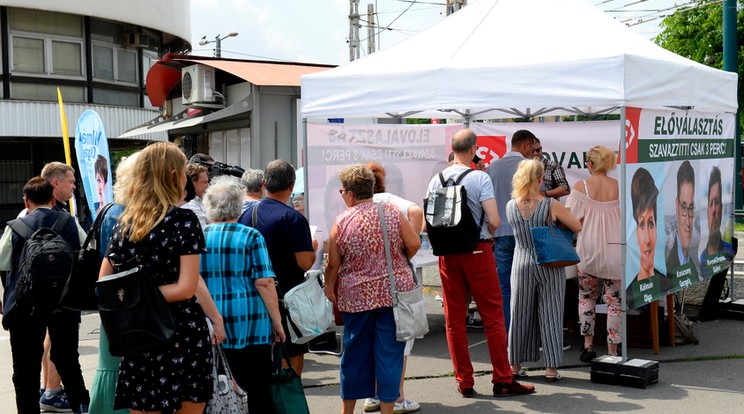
[181,64,216,105]
[125,31,149,48]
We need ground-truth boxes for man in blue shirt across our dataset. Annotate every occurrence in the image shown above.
[238,160,316,376]
[485,130,536,330]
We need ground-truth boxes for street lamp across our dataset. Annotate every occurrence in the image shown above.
[198,30,239,58]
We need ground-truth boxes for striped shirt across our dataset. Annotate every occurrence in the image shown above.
[201,222,276,348]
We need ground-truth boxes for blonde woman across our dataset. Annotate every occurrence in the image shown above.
[506,159,581,382]
[98,143,212,414]
[565,146,622,361]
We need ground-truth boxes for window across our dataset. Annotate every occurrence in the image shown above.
[91,19,138,85]
[9,8,84,78]
[12,37,44,73]
[12,83,85,102]
[117,50,137,83]
[52,41,82,76]
[93,45,114,79]
[92,89,138,106]
[92,45,138,85]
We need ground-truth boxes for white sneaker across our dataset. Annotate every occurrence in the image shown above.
[363,396,380,412]
[394,399,421,414]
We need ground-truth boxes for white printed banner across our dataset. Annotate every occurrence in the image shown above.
[307,120,622,243]
[470,121,621,185]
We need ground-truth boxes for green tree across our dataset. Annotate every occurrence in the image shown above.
[655,1,744,120]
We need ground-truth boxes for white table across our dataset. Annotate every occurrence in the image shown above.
[411,248,438,281]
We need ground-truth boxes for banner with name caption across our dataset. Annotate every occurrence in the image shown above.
[624,107,736,310]
[306,120,621,244]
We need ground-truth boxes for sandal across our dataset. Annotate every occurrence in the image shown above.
[545,372,562,383]
[512,367,528,379]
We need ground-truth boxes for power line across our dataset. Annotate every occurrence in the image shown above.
[624,0,725,27]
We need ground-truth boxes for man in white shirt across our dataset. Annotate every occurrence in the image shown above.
[182,163,210,229]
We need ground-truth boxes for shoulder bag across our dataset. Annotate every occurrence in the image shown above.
[206,345,248,414]
[60,202,115,311]
[530,199,580,268]
[378,203,429,342]
[270,343,310,414]
[97,253,176,357]
[282,269,333,344]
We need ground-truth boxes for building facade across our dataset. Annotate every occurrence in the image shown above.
[0,0,189,223]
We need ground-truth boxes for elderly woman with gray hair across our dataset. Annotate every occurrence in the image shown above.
[200,176,286,414]
[240,168,264,214]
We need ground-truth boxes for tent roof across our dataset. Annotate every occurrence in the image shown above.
[301,0,738,120]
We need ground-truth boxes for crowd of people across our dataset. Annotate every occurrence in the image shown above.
[0,127,630,414]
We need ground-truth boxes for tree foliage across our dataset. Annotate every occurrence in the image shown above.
[656,1,744,116]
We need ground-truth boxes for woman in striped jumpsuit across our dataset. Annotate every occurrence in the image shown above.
[506,159,582,382]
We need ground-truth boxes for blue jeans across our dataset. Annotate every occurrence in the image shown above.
[340,308,404,402]
[493,236,515,331]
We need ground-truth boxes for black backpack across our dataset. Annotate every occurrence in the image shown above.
[8,213,75,317]
[424,169,484,256]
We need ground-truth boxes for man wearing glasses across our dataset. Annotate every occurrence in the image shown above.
[666,160,699,280]
[532,137,570,200]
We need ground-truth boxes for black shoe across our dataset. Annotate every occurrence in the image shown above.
[562,342,572,351]
[579,346,597,363]
[458,385,475,398]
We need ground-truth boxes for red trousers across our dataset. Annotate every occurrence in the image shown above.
[438,241,512,387]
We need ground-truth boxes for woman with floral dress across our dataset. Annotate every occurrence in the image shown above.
[98,142,213,414]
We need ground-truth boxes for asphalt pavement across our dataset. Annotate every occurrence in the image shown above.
[1,268,743,413]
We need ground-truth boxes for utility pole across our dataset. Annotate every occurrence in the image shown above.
[368,3,376,55]
[349,0,361,61]
[723,0,741,210]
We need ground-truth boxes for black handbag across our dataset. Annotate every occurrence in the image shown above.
[60,203,115,312]
[97,263,176,357]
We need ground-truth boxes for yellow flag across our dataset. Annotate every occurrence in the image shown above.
[56,87,75,216]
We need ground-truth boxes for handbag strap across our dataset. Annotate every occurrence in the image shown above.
[377,202,399,307]
[214,345,236,380]
[272,342,295,374]
[82,202,116,252]
[544,197,555,234]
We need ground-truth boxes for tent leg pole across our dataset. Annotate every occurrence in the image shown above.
[619,106,628,362]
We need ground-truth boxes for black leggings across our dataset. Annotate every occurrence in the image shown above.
[223,344,275,414]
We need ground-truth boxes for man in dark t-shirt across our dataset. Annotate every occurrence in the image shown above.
[238,160,315,376]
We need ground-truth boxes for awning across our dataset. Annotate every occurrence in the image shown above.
[120,97,253,138]
[173,58,333,86]
[145,53,335,107]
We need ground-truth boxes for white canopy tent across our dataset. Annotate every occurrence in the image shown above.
[300,0,740,360]
[301,0,737,121]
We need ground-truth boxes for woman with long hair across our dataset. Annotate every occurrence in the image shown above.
[507,159,581,382]
[98,142,213,414]
[565,146,621,361]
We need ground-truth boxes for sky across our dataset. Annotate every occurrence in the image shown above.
[188,0,702,65]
